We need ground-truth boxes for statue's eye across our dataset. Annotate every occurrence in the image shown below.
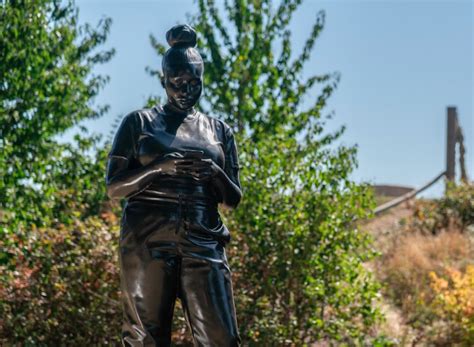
[170,78,182,87]
[190,79,200,86]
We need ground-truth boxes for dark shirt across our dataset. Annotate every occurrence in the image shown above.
[106,104,241,207]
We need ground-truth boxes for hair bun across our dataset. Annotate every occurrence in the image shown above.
[166,24,197,48]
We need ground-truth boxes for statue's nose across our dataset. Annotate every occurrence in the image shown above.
[180,83,191,94]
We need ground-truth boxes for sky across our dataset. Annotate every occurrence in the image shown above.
[65,0,473,198]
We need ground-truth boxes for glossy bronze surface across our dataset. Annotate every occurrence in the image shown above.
[106,24,242,346]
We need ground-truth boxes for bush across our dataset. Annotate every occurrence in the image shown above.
[409,181,474,235]
[221,136,384,344]
[429,265,474,345]
[0,214,122,345]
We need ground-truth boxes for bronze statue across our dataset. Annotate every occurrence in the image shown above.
[106,24,242,346]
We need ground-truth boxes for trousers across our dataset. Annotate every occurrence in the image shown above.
[118,198,241,346]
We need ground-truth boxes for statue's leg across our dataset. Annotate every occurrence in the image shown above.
[119,207,180,347]
[179,217,241,347]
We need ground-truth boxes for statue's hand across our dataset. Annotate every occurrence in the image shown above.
[150,152,196,177]
[175,158,219,182]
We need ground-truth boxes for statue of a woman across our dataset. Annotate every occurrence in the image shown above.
[106,24,242,346]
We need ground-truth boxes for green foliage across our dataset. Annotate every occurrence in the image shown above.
[0,214,122,345]
[0,1,118,342]
[148,0,383,343]
[409,180,474,235]
[0,0,114,227]
[435,180,474,232]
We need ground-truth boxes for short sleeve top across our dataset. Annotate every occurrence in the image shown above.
[107,104,241,204]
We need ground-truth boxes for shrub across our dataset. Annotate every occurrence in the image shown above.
[429,265,474,345]
[409,181,474,235]
[0,214,122,345]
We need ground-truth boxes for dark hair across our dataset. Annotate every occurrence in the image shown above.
[162,24,204,73]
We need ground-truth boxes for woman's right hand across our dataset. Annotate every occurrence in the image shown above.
[106,152,193,200]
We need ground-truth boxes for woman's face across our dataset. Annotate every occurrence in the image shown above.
[163,63,203,111]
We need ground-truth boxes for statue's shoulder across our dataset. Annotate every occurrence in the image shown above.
[123,105,160,127]
[198,111,232,134]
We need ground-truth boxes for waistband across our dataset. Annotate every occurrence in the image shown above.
[129,178,218,209]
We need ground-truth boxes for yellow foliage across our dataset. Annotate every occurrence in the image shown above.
[429,265,474,339]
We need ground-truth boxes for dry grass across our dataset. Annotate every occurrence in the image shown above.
[373,227,474,347]
[378,229,471,312]
[365,186,474,344]
[383,229,470,272]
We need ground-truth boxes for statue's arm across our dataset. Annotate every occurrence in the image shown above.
[105,112,152,199]
[212,126,243,209]
[105,112,182,200]
[106,156,159,200]
[107,154,191,199]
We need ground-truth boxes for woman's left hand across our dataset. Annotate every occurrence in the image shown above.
[175,158,220,182]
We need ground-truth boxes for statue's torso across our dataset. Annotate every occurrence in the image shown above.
[136,104,225,169]
[127,104,227,206]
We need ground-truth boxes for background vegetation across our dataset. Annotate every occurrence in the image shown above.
[0,0,122,343]
[373,181,474,345]
[1,0,472,345]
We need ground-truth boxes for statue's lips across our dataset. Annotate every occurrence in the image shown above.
[177,98,195,106]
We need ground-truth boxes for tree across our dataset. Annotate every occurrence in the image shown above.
[0,0,114,228]
[0,1,122,344]
[149,0,384,344]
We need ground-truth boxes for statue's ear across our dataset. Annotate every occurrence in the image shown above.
[160,71,165,88]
